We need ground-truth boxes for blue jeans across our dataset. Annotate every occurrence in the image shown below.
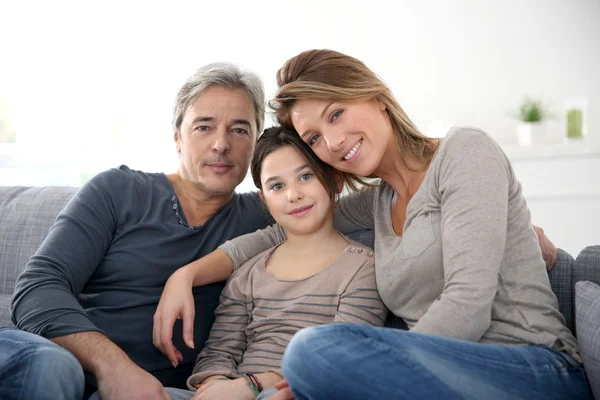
[136,386,278,400]
[0,328,84,400]
[282,324,593,400]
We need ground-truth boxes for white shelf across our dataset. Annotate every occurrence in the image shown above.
[502,141,600,162]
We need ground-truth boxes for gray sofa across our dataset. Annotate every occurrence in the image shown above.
[1,186,599,397]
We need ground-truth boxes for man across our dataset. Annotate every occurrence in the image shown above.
[10,62,271,399]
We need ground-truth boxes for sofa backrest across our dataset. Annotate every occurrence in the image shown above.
[1,187,598,335]
[0,186,78,295]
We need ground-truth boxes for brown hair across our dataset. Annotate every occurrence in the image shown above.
[270,49,438,191]
[251,126,338,208]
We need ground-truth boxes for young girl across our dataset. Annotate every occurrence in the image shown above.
[166,126,386,400]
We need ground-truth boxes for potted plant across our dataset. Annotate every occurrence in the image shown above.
[516,97,546,146]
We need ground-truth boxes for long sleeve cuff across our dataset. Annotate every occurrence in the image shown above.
[186,369,238,390]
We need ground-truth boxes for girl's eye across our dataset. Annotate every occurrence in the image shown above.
[271,183,283,191]
[330,110,343,122]
[300,173,313,181]
[308,134,320,146]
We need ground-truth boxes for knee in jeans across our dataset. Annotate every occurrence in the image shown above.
[283,326,320,372]
[283,325,349,371]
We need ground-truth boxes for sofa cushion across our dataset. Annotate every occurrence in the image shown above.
[575,280,600,399]
[0,186,77,297]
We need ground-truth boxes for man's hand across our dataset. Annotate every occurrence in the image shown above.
[533,225,557,270]
[50,331,170,400]
[153,266,196,367]
[97,361,170,400]
[192,378,255,400]
[266,379,295,400]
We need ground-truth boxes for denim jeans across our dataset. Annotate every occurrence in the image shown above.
[282,323,594,400]
[0,328,85,400]
[139,385,277,399]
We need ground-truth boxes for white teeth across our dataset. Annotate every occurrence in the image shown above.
[343,140,362,161]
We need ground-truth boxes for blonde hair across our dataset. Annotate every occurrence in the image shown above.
[270,49,438,191]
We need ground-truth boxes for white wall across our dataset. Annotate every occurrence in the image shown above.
[1,0,599,251]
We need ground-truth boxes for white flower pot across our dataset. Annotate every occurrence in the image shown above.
[517,122,545,146]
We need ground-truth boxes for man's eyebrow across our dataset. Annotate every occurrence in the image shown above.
[263,164,310,186]
[299,103,333,139]
[231,119,252,127]
[191,116,213,124]
[190,117,252,128]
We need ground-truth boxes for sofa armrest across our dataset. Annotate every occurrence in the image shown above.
[574,246,600,286]
[548,249,575,333]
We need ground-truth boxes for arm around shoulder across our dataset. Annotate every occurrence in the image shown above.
[219,223,286,270]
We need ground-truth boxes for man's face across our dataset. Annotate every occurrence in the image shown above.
[175,85,257,196]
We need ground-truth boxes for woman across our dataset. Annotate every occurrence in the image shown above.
[155,50,590,399]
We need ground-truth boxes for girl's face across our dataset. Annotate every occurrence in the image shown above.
[290,98,394,177]
[260,146,333,237]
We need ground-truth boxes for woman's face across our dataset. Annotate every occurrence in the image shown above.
[290,98,394,177]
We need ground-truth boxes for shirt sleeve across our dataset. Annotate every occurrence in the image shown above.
[220,188,378,269]
[411,129,510,341]
[11,167,132,338]
[187,269,250,388]
[333,188,376,234]
[335,259,387,326]
[219,224,287,270]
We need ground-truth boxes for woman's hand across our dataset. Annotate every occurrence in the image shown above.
[152,266,196,367]
[266,379,296,400]
[533,225,557,270]
[192,378,255,400]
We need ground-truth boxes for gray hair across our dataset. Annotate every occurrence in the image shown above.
[172,62,265,135]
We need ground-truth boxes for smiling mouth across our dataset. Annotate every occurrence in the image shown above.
[288,205,313,217]
[343,140,363,161]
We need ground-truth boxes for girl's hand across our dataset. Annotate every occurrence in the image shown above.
[192,378,255,400]
[152,266,196,367]
[267,379,296,400]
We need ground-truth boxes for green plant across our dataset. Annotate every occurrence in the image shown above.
[518,97,545,123]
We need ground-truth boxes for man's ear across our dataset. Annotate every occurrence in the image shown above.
[174,130,181,153]
[334,171,345,194]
